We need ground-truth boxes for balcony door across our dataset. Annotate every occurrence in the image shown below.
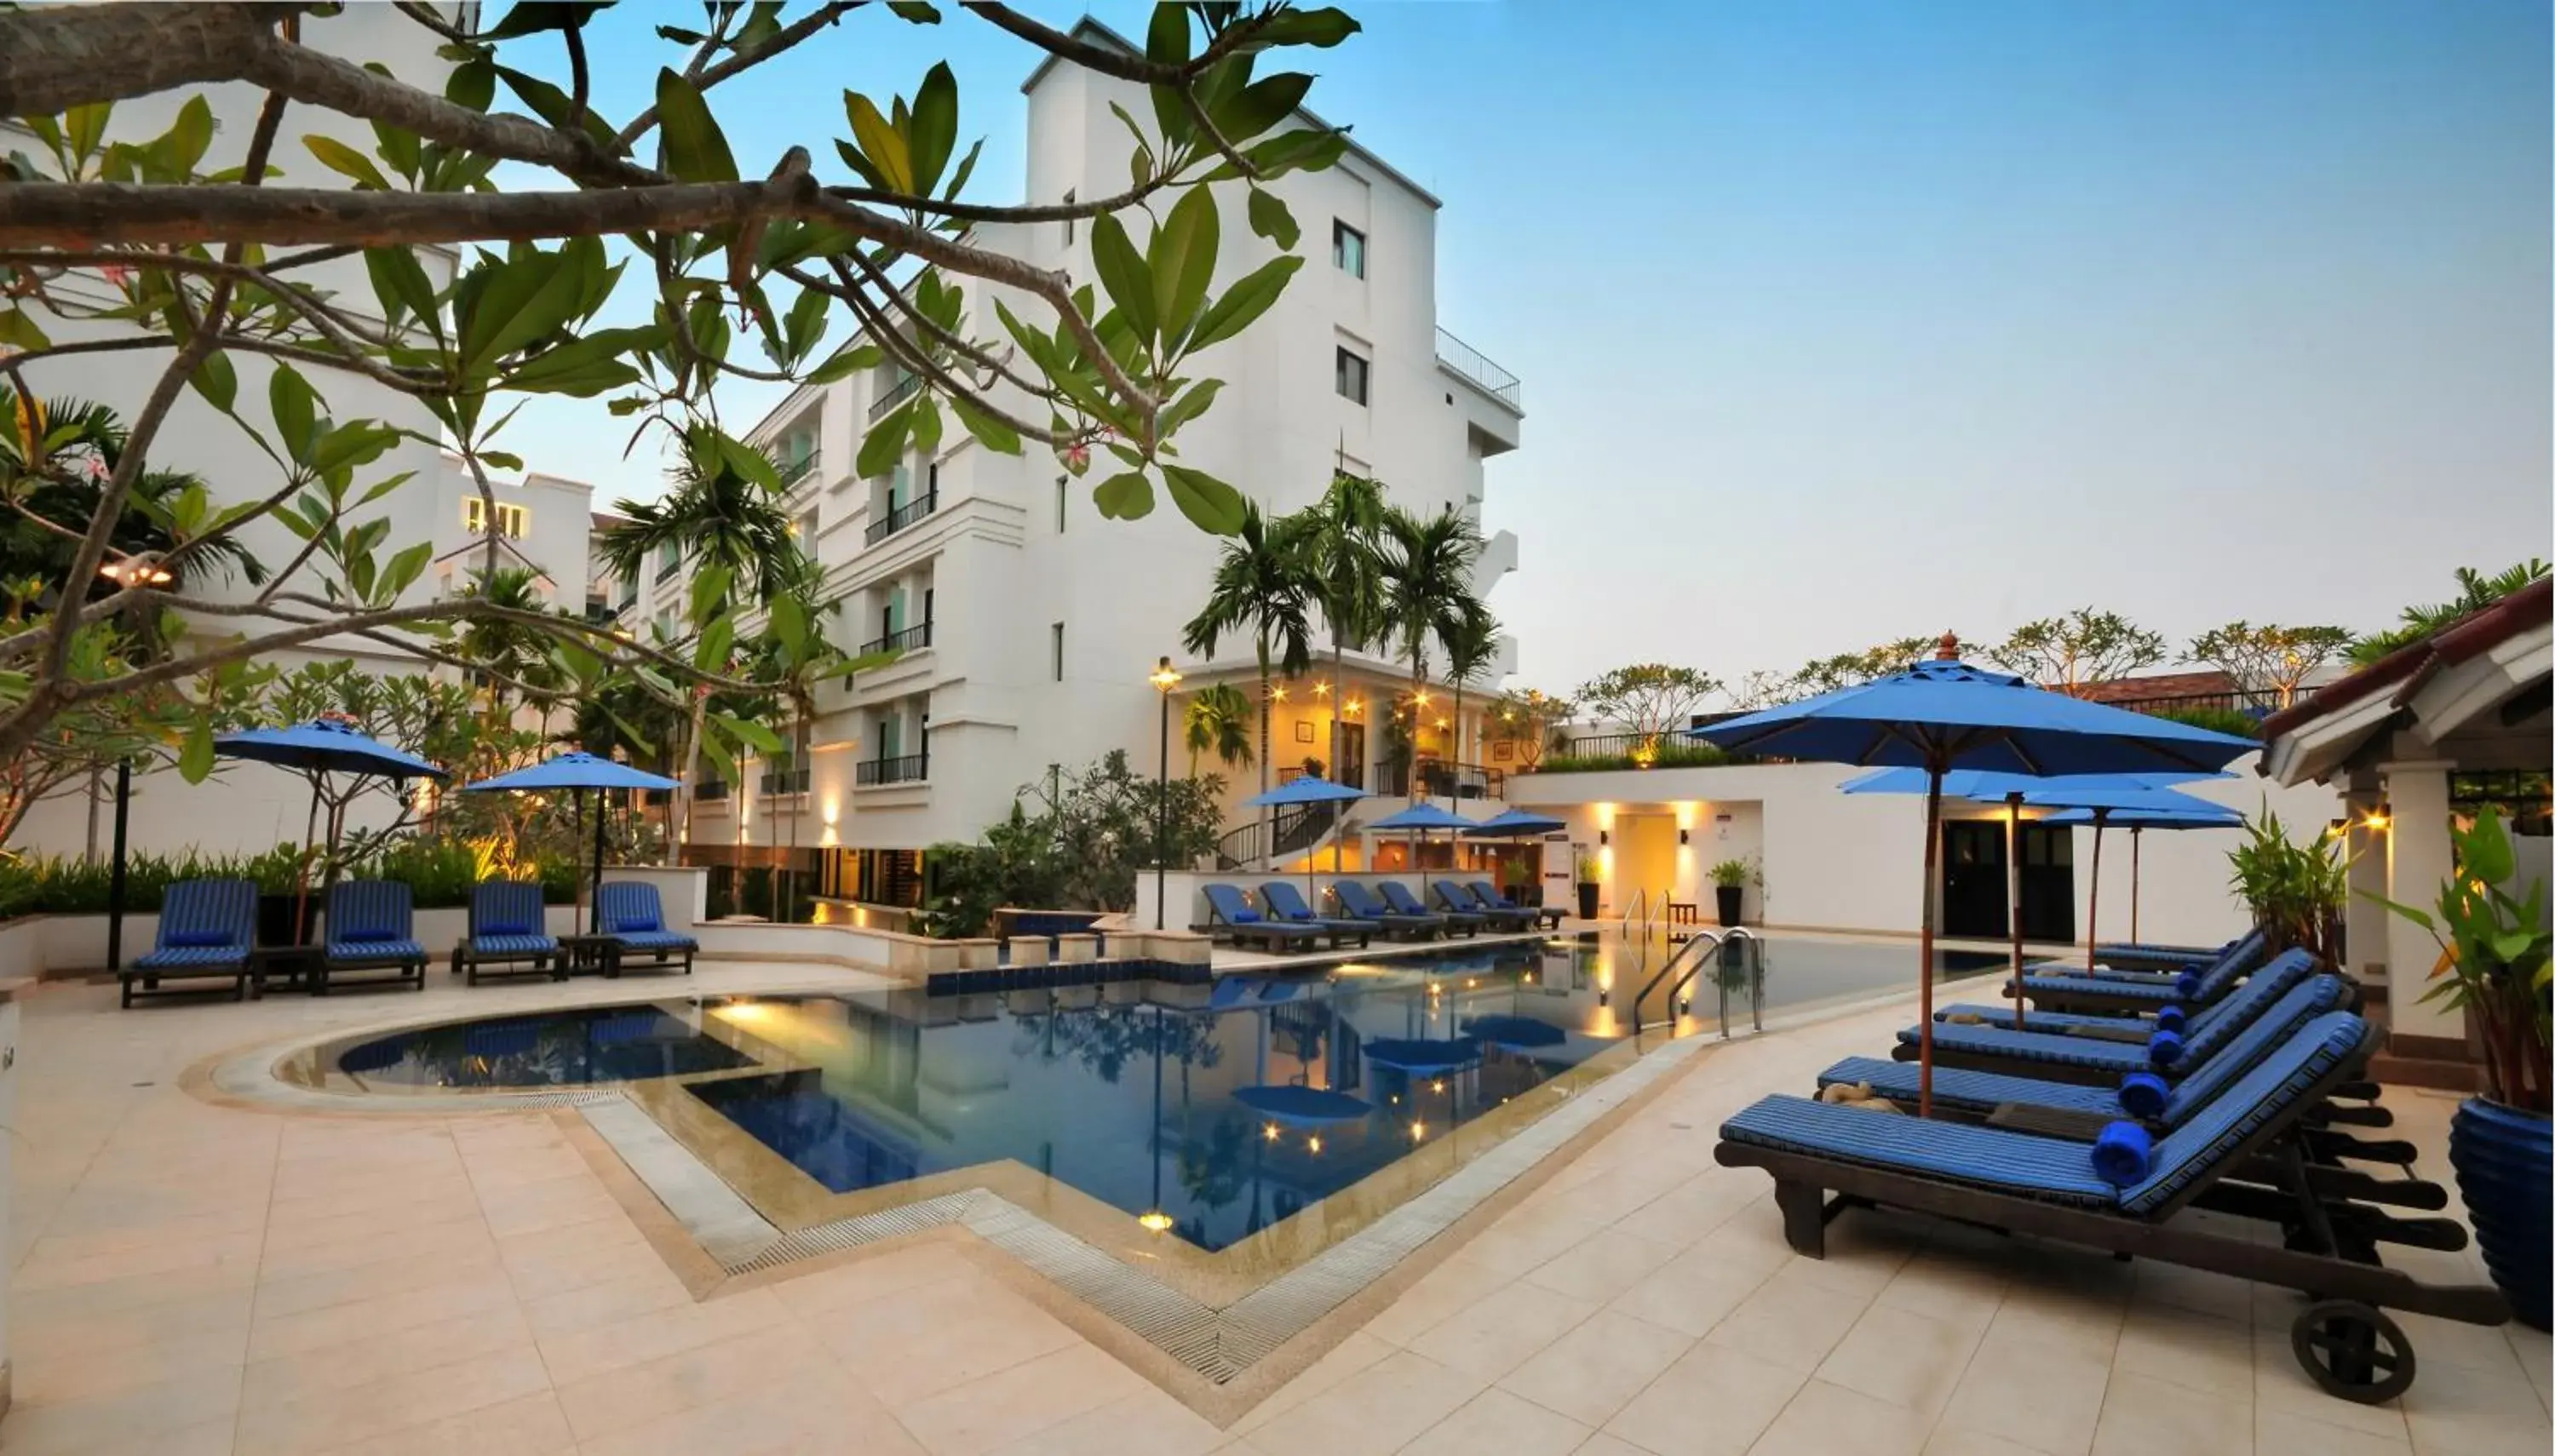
[1335,721,1366,789]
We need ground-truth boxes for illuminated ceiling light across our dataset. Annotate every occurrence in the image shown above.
[1410,1121,1427,1140]
[1307,1135,1323,1154]
[1263,1123,1280,1141]
[1149,656,1183,692]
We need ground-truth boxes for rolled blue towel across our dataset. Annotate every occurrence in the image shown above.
[2173,968,2203,1000]
[2154,1005,2187,1035]
[2117,1072,2170,1119]
[2091,1121,2154,1187]
[2147,1029,2186,1069]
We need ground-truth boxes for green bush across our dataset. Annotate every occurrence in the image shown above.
[0,837,581,920]
[1534,742,1733,775]
[2150,705,2262,739]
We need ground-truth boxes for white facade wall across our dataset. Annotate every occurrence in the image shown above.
[677,26,1526,863]
[427,459,597,610]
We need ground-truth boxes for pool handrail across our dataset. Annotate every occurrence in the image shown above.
[1631,926,1759,1043]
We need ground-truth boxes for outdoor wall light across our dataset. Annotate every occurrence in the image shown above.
[1599,829,1609,846]
[1679,828,1691,846]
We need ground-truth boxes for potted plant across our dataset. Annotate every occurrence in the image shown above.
[1708,857,1754,926]
[2370,806,2550,1329]
[1501,855,1540,909]
[2226,805,2350,962]
[1573,847,1600,921]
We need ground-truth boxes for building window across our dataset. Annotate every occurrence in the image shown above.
[1335,347,1369,406]
[462,497,529,539]
[792,507,818,541]
[1051,622,1065,682]
[1055,477,1068,533]
[654,540,680,581]
[1333,221,1365,278]
[1062,189,1076,245]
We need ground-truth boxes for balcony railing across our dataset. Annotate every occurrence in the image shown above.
[870,370,922,418]
[695,779,730,802]
[864,489,938,546]
[777,453,818,490]
[1434,326,1520,409]
[1378,757,1505,800]
[861,619,933,656]
[856,753,928,787]
[758,767,811,795]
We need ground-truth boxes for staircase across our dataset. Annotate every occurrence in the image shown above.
[1215,800,1342,871]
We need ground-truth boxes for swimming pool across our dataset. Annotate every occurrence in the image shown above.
[323,934,2004,1253]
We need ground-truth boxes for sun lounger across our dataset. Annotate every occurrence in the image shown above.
[1720,1011,2507,1403]
[2008,929,2269,1015]
[1331,880,1441,940]
[322,880,429,994]
[1897,950,2318,1086]
[451,880,561,984]
[1468,880,1565,930]
[1195,884,1328,952]
[596,882,698,973]
[1381,880,1477,936]
[1434,880,1536,931]
[1939,946,2315,1030]
[2084,937,2243,972]
[122,878,257,1007]
[1259,881,1376,948]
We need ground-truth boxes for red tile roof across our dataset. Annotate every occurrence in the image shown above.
[2070,671,2240,704]
[2258,576,2552,742]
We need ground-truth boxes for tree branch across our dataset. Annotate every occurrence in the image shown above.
[610,1,864,153]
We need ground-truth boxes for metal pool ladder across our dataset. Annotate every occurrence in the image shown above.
[1630,926,1760,1045]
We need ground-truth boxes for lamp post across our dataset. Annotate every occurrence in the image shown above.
[1150,656,1184,929]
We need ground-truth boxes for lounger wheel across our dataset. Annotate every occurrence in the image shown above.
[2290,1298,2414,1404]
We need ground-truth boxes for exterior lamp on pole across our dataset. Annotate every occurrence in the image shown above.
[1150,656,1183,929]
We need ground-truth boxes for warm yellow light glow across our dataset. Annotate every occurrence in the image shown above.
[1137,1210,1175,1234]
[1149,656,1183,692]
[1435,718,1450,731]
[1464,977,1478,989]
[1263,1123,1280,1141]
[822,799,840,826]
[714,1000,770,1025]
[1306,1135,1323,1154]
[1410,1121,1427,1140]
[1272,685,1288,702]
[1313,682,1330,696]
[2363,812,2390,832]
[1413,690,1432,707]
[1430,1079,1446,1094]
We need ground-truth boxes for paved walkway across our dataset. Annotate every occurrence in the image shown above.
[2,966,2546,1455]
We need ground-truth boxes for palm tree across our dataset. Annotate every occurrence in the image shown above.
[453,565,567,728]
[1182,502,1313,866]
[1183,684,1255,778]
[1,393,267,612]
[1375,504,1488,800]
[1288,472,1388,792]
[1438,601,1501,806]
[591,439,815,609]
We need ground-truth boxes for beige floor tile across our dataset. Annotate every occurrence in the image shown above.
[890,1343,1147,1456]
[1461,1207,1613,1278]
[1404,1387,1593,1456]
[811,1273,1085,1406]
[553,1323,835,1442]
[1815,1303,1981,1417]
[1602,1247,1781,1339]
[1247,1349,1484,1456]
[9,1326,248,1408]
[2112,1303,2254,1398]
[1524,1230,1685,1304]
[1406,1278,1601,1381]
[1602,1341,1808,1456]
[2400,1349,2554,1456]
[1359,1252,1513,1347]
[2254,1409,2411,1456]
[233,1344,554,1456]
[518,1269,695,1340]
[1982,1284,2127,1367]
[253,1244,510,1321]
[2248,1324,2408,1440]
[495,1231,671,1302]
[12,1286,254,1365]
[536,1285,788,1385]
[1921,1428,2064,1456]
[983,1386,1224,1456]
[1498,1310,1696,1427]
[1574,1436,1656,1456]
[1746,1377,1924,1456]
[15,1230,266,1293]
[1228,1329,1396,1436]
[1701,1264,1874,1373]
[1609,1172,1770,1251]
[0,1366,244,1456]
[576,1384,922,1456]
[2087,1369,2251,1456]
[765,1242,979,1322]
[2127,1258,2254,1326]
[1934,1329,2112,1456]
[307,1390,576,1456]
[243,1304,537,1407]
[1875,1252,2009,1337]
[248,1268,520,1360]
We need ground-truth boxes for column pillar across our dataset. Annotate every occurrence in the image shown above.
[2376,759,2458,1040]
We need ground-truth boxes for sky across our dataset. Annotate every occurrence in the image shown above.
[504,0,2552,694]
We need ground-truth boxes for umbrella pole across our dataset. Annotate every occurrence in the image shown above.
[295,777,323,943]
[2006,791,2024,1031]
[1918,765,1943,1119]
[589,787,608,937]
[2129,827,2141,944]
[2086,813,2106,971]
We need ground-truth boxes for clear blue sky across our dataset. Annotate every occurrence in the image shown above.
[511,0,2552,692]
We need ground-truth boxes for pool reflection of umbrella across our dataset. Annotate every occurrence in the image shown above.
[1234,1085,1374,1127]
[461,752,680,933]
[1841,768,2232,1026]
[1244,774,1368,883]
[1364,1037,1482,1075]
[1694,635,2254,1116]
[215,717,451,938]
[2039,795,2242,954]
[1464,1014,1565,1052]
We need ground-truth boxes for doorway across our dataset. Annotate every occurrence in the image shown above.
[1335,720,1367,789]
[1611,813,1678,920]
[1938,819,2075,943]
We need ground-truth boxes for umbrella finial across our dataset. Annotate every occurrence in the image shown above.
[1932,630,1961,661]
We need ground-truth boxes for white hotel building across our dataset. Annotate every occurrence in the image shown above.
[646,20,1530,905]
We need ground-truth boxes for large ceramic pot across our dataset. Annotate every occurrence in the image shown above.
[2449,1097,2551,1330]
[1576,881,1599,920]
[1714,885,1744,927]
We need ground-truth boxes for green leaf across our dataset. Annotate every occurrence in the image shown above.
[267,363,319,461]
[2462,808,2516,886]
[857,403,913,479]
[494,66,614,146]
[948,394,1023,455]
[1214,72,1314,145]
[842,90,911,192]
[189,350,238,413]
[769,592,809,658]
[1150,186,1220,349]
[652,68,738,184]
[1156,377,1223,437]
[907,397,943,458]
[179,721,215,783]
[1092,469,1153,520]
[501,326,659,396]
[0,307,52,353]
[365,246,439,339]
[1185,255,1300,353]
[909,61,959,197]
[694,613,735,672]
[1161,463,1245,534]
[1145,4,1192,146]
[689,563,733,625]
[1088,213,1156,344]
[165,97,215,175]
[711,712,785,754]
[1250,7,1361,48]
[1245,187,1300,250]
[377,540,433,602]
[479,1,598,40]
[446,57,497,112]
[942,136,984,200]
[886,0,941,20]
[806,341,885,385]
[302,134,390,191]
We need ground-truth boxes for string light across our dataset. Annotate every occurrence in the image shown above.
[1307,1135,1323,1155]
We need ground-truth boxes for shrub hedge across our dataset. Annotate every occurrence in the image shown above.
[0,838,583,920]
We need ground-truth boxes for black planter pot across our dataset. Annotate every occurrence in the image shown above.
[2450,1097,2551,1329]
[1576,882,1599,920]
[1714,885,1744,927]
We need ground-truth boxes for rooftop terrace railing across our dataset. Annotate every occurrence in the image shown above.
[1434,326,1521,409]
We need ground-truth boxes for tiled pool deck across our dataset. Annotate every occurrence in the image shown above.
[3,960,2546,1455]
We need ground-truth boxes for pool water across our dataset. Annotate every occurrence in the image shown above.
[330,935,2003,1252]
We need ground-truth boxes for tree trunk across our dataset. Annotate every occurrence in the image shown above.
[1256,651,1272,872]
[673,689,709,868]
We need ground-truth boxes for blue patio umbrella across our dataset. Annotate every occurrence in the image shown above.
[2037,794,2243,951]
[214,718,451,940]
[1364,1037,1482,1074]
[1245,774,1368,882]
[1233,1085,1375,1128]
[462,752,680,934]
[1462,807,1569,837]
[1367,802,1475,874]
[1694,640,2256,1115]
[1464,1014,1567,1052]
